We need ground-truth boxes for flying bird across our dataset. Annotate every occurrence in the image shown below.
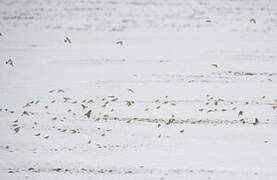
[21,111,29,116]
[63,97,71,102]
[84,110,92,118]
[211,64,218,68]
[64,37,72,43]
[14,127,20,133]
[81,104,88,110]
[250,18,256,24]
[5,59,14,67]
[238,111,243,117]
[128,89,134,93]
[116,41,123,46]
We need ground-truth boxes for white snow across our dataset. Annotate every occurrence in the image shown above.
[0,0,277,179]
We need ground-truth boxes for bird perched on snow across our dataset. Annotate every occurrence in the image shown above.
[5,59,14,67]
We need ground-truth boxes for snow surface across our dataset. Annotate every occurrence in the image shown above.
[0,0,277,179]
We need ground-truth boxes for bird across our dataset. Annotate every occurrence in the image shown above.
[63,97,71,102]
[128,89,134,93]
[57,89,64,93]
[166,118,175,125]
[21,111,29,116]
[23,103,31,108]
[5,59,14,67]
[64,37,72,43]
[111,98,118,102]
[253,118,259,125]
[14,127,20,133]
[211,64,218,68]
[81,104,88,110]
[116,41,123,46]
[238,111,243,117]
[250,18,256,24]
[84,110,92,118]
[87,99,94,103]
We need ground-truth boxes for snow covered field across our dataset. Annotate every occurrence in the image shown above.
[0,0,277,179]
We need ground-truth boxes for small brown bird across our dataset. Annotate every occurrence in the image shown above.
[84,110,92,118]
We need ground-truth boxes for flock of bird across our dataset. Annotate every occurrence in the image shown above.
[1,18,275,142]
[1,86,276,143]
